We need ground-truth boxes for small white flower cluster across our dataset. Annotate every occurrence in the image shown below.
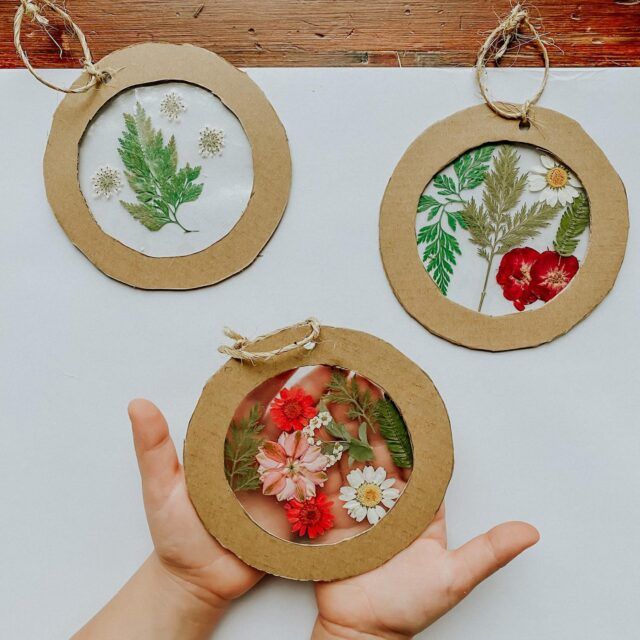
[302,411,344,468]
[159,91,187,122]
[91,166,123,199]
[198,126,225,158]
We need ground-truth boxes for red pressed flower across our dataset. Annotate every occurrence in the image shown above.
[496,247,540,311]
[530,251,579,302]
[270,387,317,432]
[284,493,335,539]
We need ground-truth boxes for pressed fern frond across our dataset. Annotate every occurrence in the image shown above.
[459,145,564,311]
[324,371,377,431]
[498,200,560,254]
[374,399,413,468]
[224,404,265,492]
[416,144,495,295]
[118,102,204,232]
[553,192,590,256]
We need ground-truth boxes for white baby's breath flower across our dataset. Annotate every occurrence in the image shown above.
[318,411,332,426]
[339,466,400,525]
[527,154,581,207]
[91,166,123,199]
[160,91,186,121]
[198,126,225,158]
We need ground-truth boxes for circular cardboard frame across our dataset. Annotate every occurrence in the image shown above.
[380,105,628,351]
[184,326,453,581]
[45,43,292,290]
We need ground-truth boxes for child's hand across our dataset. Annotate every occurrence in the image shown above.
[312,506,539,639]
[73,399,263,639]
[128,398,263,606]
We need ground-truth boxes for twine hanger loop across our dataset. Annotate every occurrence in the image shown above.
[218,318,321,363]
[475,3,550,125]
[14,0,115,94]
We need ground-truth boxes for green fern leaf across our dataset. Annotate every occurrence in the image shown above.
[497,200,561,254]
[117,102,204,232]
[374,399,413,468]
[553,192,590,256]
[224,404,265,492]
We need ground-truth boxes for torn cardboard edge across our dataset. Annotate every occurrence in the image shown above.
[379,104,629,351]
[184,325,453,581]
[44,43,292,290]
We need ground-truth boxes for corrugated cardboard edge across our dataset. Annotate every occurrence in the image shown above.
[183,325,454,581]
[44,43,292,290]
[379,105,629,351]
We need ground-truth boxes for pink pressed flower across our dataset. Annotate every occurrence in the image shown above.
[256,431,329,501]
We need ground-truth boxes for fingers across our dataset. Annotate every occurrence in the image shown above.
[232,370,293,424]
[421,503,447,547]
[449,521,539,601]
[129,399,180,506]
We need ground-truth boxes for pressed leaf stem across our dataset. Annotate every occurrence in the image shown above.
[477,248,496,312]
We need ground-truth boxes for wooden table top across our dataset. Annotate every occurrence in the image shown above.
[1,0,639,69]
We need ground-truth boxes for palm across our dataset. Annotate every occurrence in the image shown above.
[234,366,410,544]
[315,507,539,639]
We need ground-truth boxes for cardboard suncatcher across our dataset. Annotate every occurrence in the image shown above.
[380,105,628,351]
[184,324,453,581]
[44,43,291,289]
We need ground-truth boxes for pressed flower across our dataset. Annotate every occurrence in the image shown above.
[527,154,581,207]
[159,91,186,121]
[256,430,328,501]
[339,466,400,525]
[270,387,317,432]
[91,166,123,199]
[496,247,540,312]
[530,250,579,302]
[284,492,335,539]
[198,126,225,158]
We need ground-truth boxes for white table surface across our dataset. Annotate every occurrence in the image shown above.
[1,66,638,639]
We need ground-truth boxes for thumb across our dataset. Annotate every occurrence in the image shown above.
[448,521,539,601]
[129,398,181,508]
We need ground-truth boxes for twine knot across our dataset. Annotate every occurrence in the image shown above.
[476,3,549,125]
[81,59,112,84]
[218,318,321,363]
[21,0,49,26]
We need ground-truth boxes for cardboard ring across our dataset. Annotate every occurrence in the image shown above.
[184,326,453,581]
[380,105,628,351]
[44,43,291,289]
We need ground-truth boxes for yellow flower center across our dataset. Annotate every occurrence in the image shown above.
[542,267,569,289]
[545,166,569,189]
[356,483,382,508]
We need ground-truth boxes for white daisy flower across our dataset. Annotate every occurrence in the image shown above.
[159,91,186,121]
[318,411,332,426]
[339,465,400,525]
[198,126,225,158]
[527,154,581,207]
[91,166,123,199]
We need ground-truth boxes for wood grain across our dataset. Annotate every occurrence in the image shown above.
[1,0,639,69]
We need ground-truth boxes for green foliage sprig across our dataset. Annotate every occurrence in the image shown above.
[118,102,204,232]
[416,145,495,295]
[461,146,561,311]
[224,404,265,492]
[324,371,378,432]
[373,399,413,468]
[553,192,590,256]
[323,419,374,466]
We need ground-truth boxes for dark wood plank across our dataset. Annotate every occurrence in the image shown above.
[1,0,639,68]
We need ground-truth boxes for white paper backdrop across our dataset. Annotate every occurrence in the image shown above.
[1,67,638,640]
